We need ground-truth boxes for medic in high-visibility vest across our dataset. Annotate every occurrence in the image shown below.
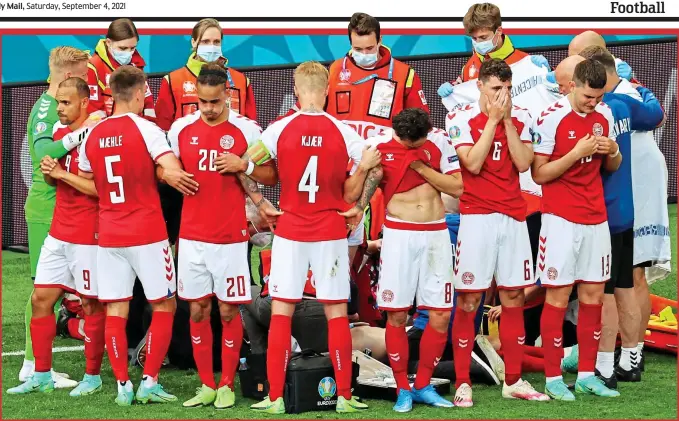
[155,18,257,132]
[87,18,156,121]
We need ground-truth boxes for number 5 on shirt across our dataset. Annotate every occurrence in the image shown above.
[105,155,126,204]
[298,155,319,203]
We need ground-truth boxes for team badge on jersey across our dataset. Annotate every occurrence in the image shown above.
[381,289,394,303]
[220,135,235,150]
[462,272,475,285]
[547,267,558,281]
[448,126,461,139]
[34,121,47,134]
[339,68,351,82]
[592,122,604,137]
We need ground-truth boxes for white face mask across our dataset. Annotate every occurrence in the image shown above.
[472,31,498,55]
[352,50,378,67]
[111,48,134,65]
[196,44,222,62]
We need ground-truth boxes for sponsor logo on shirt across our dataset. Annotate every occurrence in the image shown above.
[448,125,461,139]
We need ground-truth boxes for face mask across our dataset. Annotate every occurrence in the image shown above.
[111,48,133,65]
[197,44,222,63]
[352,50,378,68]
[472,32,497,55]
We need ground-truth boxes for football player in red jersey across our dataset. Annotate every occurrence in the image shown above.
[366,108,463,412]
[8,78,105,397]
[445,59,549,406]
[531,59,622,400]
[244,61,382,415]
[77,66,197,406]
[165,64,276,409]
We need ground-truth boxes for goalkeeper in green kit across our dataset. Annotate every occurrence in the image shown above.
[20,47,98,387]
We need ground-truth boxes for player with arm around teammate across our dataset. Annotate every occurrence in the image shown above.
[530,59,622,401]
[163,63,276,409]
[240,61,382,415]
[366,108,463,412]
[77,66,196,406]
[446,58,550,407]
[8,78,105,397]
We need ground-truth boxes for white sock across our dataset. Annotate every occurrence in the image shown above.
[577,371,594,380]
[143,375,157,388]
[546,376,563,383]
[619,347,638,371]
[117,380,133,393]
[596,352,614,377]
[637,342,644,356]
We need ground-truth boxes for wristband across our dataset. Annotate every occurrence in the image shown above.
[63,127,89,151]
[245,160,255,176]
[609,149,620,158]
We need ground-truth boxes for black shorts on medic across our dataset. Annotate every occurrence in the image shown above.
[605,228,634,294]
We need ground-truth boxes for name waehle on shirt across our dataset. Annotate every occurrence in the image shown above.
[100,136,123,148]
[610,1,665,13]
[301,136,322,147]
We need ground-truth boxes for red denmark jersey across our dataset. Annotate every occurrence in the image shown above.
[79,113,172,247]
[169,111,262,244]
[446,102,533,221]
[49,123,98,245]
[366,128,460,204]
[261,112,364,242]
[531,95,616,225]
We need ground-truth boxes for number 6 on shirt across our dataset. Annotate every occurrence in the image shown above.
[105,155,125,204]
[298,155,319,203]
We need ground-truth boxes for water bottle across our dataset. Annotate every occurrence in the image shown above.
[238,357,248,371]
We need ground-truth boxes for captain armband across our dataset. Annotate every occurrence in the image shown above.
[248,141,273,165]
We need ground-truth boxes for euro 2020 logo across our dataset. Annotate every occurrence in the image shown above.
[318,376,336,400]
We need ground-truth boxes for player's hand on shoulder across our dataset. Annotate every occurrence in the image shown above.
[572,134,598,159]
[359,144,382,172]
[215,152,247,174]
[162,167,199,196]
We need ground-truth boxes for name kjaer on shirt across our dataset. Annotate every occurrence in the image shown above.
[301,136,322,147]
[100,136,123,148]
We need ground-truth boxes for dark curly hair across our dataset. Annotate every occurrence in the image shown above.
[392,108,432,142]
[573,59,607,89]
[479,58,512,83]
[197,63,228,87]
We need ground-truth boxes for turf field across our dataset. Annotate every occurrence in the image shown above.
[2,206,677,419]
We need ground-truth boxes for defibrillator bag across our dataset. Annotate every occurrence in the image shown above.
[283,349,360,414]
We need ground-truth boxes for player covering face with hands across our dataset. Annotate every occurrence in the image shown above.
[164,63,276,410]
[445,58,549,406]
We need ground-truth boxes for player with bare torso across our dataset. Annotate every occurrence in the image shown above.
[367,108,463,412]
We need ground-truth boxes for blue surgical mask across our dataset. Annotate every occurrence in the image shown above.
[472,32,498,55]
[352,50,378,68]
[197,44,222,63]
[111,48,133,65]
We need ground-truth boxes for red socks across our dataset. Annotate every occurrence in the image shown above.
[267,314,292,401]
[327,317,353,399]
[190,319,216,389]
[84,311,106,375]
[219,314,244,389]
[577,302,603,373]
[500,305,525,386]
[540,303,567,378]
[68,318,85,340]
[452,307,476,388]
[413,325,447,390]
[31,315,56,373]
[385,322,410,391]
[105,316,129,382]
[143,311,174,379]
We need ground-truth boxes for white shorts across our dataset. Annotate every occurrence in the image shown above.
[34,235,98,298]
[347,212,366,247]
[377,217,454,311]
[536,214,612,287]
[270,236,349,302]
[454,213,534,292]
[97,239,177,303]
[177,239,252,304]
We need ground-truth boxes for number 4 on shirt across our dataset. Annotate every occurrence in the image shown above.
[298,155,319,203]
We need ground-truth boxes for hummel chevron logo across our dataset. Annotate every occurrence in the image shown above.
[458,338,469,348]
[518,336,525,345]
[593,330,601,340]
[538,263,546,272]
[192,336,201,344]
[225,339,234,348]
[553,337,563,347]
[389,353,400,362]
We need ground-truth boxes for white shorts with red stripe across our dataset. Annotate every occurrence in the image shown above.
[454,213,534,292]
[97,239,176,302]
[177,239,251,303]
[377,216,454,311]
[269,236,350,302]
[536,214,612,287]
[34,235,98,298]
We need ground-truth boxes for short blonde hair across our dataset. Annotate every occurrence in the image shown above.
[294,61,328,93]
[463,3,502,35]
[49,46,89,72]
